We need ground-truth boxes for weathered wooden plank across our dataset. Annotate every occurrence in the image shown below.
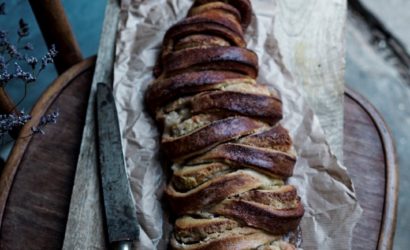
[0,58,95,250]
[62,0,121,249]
[273,0,346,159]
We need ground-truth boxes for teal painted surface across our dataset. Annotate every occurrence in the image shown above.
[61,0,106,59]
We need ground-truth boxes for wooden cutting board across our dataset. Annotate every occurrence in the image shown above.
[0,57,397,250]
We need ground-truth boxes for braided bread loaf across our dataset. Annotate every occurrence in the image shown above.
[145,1,304,249]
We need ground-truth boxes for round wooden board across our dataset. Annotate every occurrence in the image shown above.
[344,88,398,250]
[0,60,398,249]
[0,57,95,250]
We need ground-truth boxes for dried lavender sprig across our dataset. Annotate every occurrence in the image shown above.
[0,54,5,70]
[0,67,11,86]
[23,42,33,51]
[31,111,59,135]
[5,43,21,60]
[1,25,55,87]
[13,62,35,83]
[24,55,37,70]
[0,111,31,136]
[0,2,5,15]
[0,30,6,44]
[17,19,29,39]
[39,44,57,73]
[9,61,37,112]
[0,30,8,53]
[0,3,59,140]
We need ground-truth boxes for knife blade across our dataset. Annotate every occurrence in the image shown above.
[96,82,139,249]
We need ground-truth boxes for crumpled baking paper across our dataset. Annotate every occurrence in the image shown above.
[76,0,362,249]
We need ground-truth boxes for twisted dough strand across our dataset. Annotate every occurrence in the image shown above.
[146,1,304,249]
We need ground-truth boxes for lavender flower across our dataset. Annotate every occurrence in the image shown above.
[23,42,33,50]
[17,18,29,38]
[0,30,7,47]
[0,111,60,138]
[6,43,21,59]
[0,4,59,140]
[0,68,12,86]
[0,29,5,39]
[24,55,37,70]
[31,111,59,135]
[39,44,57,71]
[13,62,35,83]
[0,112,32,136]
[0,2,5,15]
[0,55,5,70]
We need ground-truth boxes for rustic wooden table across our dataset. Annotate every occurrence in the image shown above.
[0,57,398,250]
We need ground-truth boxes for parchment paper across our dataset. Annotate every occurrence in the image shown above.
[111,0,362,249]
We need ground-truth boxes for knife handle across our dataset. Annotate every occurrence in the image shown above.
[111,241,134,250]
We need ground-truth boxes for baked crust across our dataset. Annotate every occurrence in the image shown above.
[146,71,253,113]
[239,124,293,152]
[160,47,259,78]
[174,216,240,243]
[165,170,267,214]
[162,12,245,56]
[240,185,299,207]
[171,216,296,250]
[172,162,232,191]
[190,91,283,124]
[174,34,230,51]
[188,2,242,24]
[170,229,278,250]
[211,198,304,235]
[162,116,266,160]
[189,143,296,179]
[192,0,252,29]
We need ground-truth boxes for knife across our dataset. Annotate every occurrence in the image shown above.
[62,0,129,248]
[96,82,139,250]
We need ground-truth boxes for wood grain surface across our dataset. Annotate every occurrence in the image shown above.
[274,0,346,159]
[0,57,95,250]
[0,89,16,116]
[344,88,398,250]
[0,63,397,249]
